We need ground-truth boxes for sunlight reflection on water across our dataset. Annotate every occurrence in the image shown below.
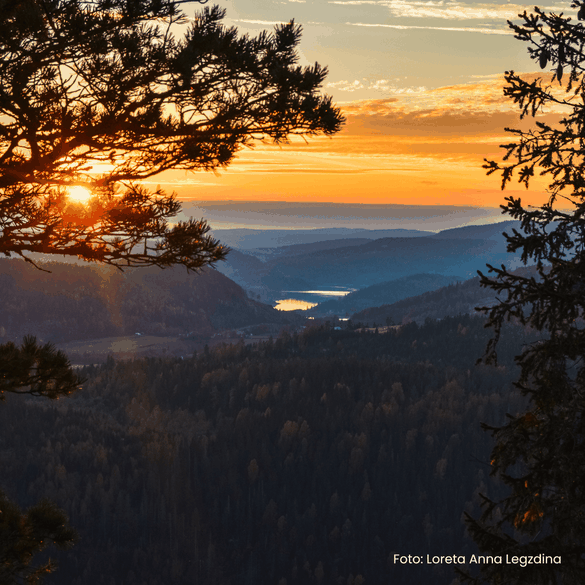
[274,289,354,311]
[274,299,318,311]
[283,290,350,297]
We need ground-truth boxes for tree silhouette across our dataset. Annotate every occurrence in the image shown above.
[0,493,78,585]
[0,0,343,270]
[462,3,585,584]
[0,0,343,582]
[0,336,83,402]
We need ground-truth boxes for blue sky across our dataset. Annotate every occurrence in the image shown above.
[216,0,555,100]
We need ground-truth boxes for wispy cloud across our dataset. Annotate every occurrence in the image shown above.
[385,2,532,21]
[330,2,576,36]
[346,21,510,34]
[232,18,291,25]
[327,79,427,93]
[330,1,571,20]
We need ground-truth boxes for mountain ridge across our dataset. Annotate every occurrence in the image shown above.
[215,221,522,296]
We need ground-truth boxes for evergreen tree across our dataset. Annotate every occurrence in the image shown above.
[0,493,77,585]
[0,0,342,270]
[0,335,82,401]
[463,3,585,583]
[0,0,342,582]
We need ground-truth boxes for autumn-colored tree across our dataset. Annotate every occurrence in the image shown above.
[0,0,342,581]
[462,3,585,584]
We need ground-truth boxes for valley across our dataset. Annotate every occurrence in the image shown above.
[0,220,524,361]
[0,218,545,585]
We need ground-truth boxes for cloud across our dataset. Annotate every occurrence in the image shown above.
[327,79,426,93]
[232,18,290,26]
[327,80,367,92]
[337,74,566,138]
[329,0,380,4]
[331,2,576,35]
[346,21,509,34]
[344,108,524,137]
[384,2,534,21]
[330,1,572,21]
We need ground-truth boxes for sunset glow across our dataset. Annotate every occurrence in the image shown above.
[102,3,565,214]
[152,74,553,209]
[67,185,93,204]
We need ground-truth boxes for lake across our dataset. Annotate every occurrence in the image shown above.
[274,288,354,311]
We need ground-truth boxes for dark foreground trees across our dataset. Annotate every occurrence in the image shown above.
[0,319,523,585]
[462,3,585,584]
[0,493,78,585]
[0,0,343,581]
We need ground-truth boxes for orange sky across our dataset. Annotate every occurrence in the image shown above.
[148,73,559,209]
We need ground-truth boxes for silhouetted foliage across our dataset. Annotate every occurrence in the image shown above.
[0,492,77,585]
[0,335,82,401]
[461,3,585,584]
[0,0,342,270]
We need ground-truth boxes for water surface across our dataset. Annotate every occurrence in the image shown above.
[275,288,354,311]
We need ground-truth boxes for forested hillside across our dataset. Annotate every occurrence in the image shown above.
[352,278,489,325]
[351,266,543,325]
[309,273,462,317]
[0,317,533,585]
[0,259,299,343]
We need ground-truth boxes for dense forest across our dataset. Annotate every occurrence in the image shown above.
[0,316,534,585]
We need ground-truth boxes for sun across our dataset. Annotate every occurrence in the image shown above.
[67,185,93,204]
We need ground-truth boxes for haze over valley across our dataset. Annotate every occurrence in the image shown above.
[0,204,525,362]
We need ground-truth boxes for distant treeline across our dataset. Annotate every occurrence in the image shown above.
[0,316,533,585]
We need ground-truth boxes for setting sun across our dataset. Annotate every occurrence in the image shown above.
[67,185,93,204]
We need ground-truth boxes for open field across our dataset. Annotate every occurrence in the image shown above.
[57,333,277,364]
[56,335,198,364]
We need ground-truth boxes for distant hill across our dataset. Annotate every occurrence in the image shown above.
[212,227,431,250]
[351,278,488,326]
[307,273,463,317]
[243,237,376,262]
[213,249,267,292]
[213,221,522,296]
[428,221,519,241]
[258,234,521,291]
[0,259,301,344]
[351,265,540,325]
